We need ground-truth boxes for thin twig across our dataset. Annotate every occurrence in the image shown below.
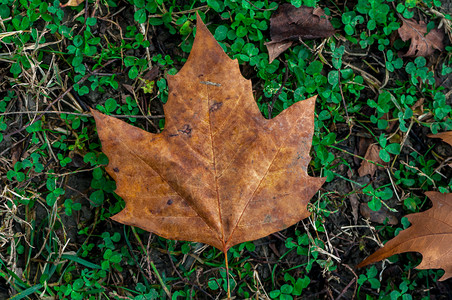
[0,110,164,119]
[336,277,356,300]
[337,69,350,123]
[328,145,386,169]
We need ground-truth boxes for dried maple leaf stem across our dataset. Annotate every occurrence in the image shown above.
[224,251,231,299]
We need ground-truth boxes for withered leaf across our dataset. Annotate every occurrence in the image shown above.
[92,15,325,253]
[265,4,335,63]
[268,4,335,42]
[357,192,452,281]
[358,144,385,177]
[398,18,444,57]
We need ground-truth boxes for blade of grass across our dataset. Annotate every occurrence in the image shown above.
[131,227,171,298]
[60,254,102,269]
[8,283,43,300]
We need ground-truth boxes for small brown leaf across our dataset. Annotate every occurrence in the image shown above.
[265,4,334,62]
[92,14,325,253]
[398,18,444,57]
[357,192,452,281]
[60,0,84,7]
[358,144,385,177]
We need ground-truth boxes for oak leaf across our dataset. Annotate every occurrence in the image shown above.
[92,15,325,253]
[398,18,444,57]
[357,191,452,281]
[265,4,335,63]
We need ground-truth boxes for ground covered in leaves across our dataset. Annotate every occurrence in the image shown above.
[0,0,452,299]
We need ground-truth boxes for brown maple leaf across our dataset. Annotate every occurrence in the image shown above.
[357,191,452,281]
[265,4,335,63]
[398,18,444,57]
[92,14,325,253]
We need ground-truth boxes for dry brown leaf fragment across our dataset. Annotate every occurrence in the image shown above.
[357,192,452,281]
[411,97,425,114]
[92,14,325,253]
[398,18,444,57]
[266,41,293,65]
[349,194,360,225]
[428,131,452,147]
[60,0,84,7]
[265,4,335,63]
[358,144,386,177]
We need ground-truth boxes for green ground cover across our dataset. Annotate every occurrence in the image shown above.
[0,0,451,299]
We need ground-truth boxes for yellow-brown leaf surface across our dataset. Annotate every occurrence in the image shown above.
[357,191,452,281]
[92,15,325,252]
